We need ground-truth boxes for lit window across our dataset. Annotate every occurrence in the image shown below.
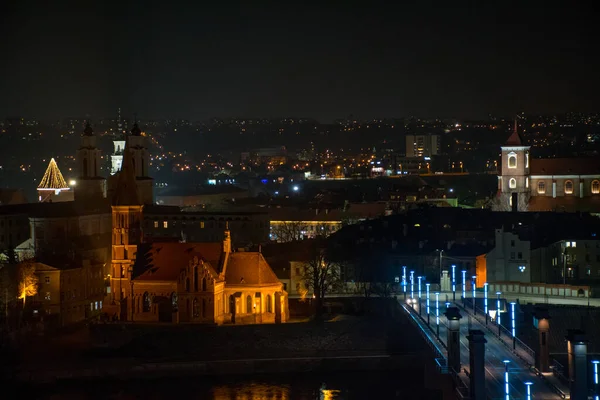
[508,153,517,168]
[200,221,205,229]
[154,221,158,228]
[45,276,50,284]
[537,181,546,194]
[509,178,517,189]
[571,241,576,248]
[525,153,529,168]
[163,221,168,228]
[592,180,600,194]
[565,180,573,194]
[526,177,529,188]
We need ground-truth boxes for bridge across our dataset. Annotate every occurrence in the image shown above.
[398,282,599,400]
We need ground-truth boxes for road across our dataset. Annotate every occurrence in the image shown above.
[402,296,566,399]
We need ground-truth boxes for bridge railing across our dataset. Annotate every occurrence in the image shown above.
[551,359,569,385]
[529,365,567,399]
[450,367,470,400]
[401,303,447,361]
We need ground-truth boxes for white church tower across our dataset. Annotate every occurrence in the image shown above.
[111,108,126,175]
[499,120,531,210]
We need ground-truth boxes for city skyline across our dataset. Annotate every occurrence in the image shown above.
[1,2,598,122]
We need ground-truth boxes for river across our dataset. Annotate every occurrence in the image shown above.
[24,370,442,399]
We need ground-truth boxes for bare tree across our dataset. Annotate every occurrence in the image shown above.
[17,261,38,308]
[271,221,305,242]
[301,240,343,317]
[490,192,530,212]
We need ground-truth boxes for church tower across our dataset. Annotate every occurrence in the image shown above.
[127,121,154,204]
[110,144,143,320]
[111,108,126,175]
[499,120,531,206]
[75,122,105,201]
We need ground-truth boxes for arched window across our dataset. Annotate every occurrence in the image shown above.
[185,278,190,292]
[246,295,253,313]
[202,277,207,291]
[143,292,151,312]
[565,180,574,194]
[509,178,517,189]
[193,267,198,292]
[193,298,199,318]
[507,153,517,168]
[538,181,545,194]
[592,180,600,194]
[171,292,178,312]
[266,294,272,313]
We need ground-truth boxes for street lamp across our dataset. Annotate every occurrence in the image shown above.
[503,360,510,400]
[418,276,423,316]
[497,292,502,337]
[410,271,414,301]
[511,302,516,349]
[472,275,477,313]
[484,283,489,325]
[452,265,456,301]
[402,266,407,299]
[435,292,440,337]
[592,360,599,400]
[525,381,533,400]
[461,270,466,304]
[426,283,431,325]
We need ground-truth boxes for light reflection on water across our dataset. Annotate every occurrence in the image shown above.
[211,382,343,400]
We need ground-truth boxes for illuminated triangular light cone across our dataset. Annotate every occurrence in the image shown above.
[38,158,69,190]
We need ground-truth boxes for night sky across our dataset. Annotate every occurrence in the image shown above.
[0,1,597,121]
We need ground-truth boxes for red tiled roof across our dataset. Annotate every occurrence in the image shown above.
[224,252,281,286]
[135,242,223,281]
[530,158,600,175]
[528,196,600,213]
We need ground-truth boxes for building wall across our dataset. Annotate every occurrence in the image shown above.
[529,176,600,198]
[486,229,531,283]
[0,213,29,252]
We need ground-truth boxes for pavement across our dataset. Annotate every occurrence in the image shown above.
[400,295,569,400]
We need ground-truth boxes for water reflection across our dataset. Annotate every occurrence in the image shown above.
[212,382,291,400]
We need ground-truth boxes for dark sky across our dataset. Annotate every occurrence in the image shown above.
[0,1,598,121]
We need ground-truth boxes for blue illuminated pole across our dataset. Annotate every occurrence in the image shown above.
[410,271,415,302]
[503,360,510,400]
[592,360,599,400]
[418,276,423,316]
[472,275,477,314]
[497,291,502,337]
[402,266,407,300]
[511,302,516,349]
[461,270,466,304]
[452,264,456,301]
[426,283,431,325]
[525,382,532,400]
[435,292,440,337]
[484,283,489,325]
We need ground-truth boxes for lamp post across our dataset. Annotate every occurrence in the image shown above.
[426,283,431,325]
[462,270,466,305]
[418,276,423,316]
[497,291,502,337]
[525,381,533,400]
[503,360,510,400]
[484,282,489,325]
[472,275,477,314]
[511,302,516,349]
[410,271,414,303]
[452,264,456,301]
[438,250,444,287]
[593,360,599,400]
[402,266,407,300]
[435,292,440,337]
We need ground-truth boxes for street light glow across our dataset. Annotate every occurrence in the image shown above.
[511,302,516,337]
[525,381,533,400]
[452,264,456,293]
[435,292,440,326]
[402,266,407,293]
[426,283,430,315]
[410,271,414,299]
[462,270,466,300]
[418,276,422,299]
[503,360,510,400]
[484,282,488,315]
[497,292,502,326]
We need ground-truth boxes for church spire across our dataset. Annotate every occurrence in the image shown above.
[130,113,141,136]
[112,143,140,206]
[505,117,523,146]
[83,121,94,136]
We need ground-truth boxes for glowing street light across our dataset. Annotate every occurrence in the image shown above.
[511,302,516,349]
[426,283,431,325]
[592,360,599,400]
[461,270,467,303]
[497,292,502,336]
[410,271,414,301]
[435,292,440,337]
[418,276,423,316]
[484,283,489,325]
[452,264,456,301]
[503,360,510,400]
[472,275,477,313]
[525,381,533,400]
[402,266,407,297]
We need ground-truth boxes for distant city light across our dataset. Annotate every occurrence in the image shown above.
[293,185,299,192]
[69,180,76,186]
